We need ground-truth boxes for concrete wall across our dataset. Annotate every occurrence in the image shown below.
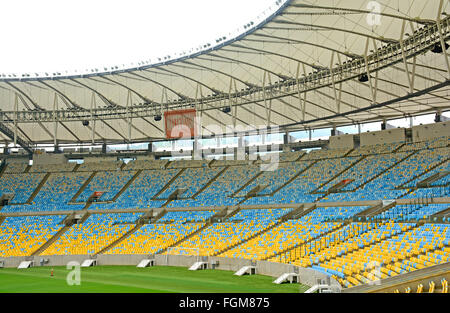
[360,128,406,146]
[136,155,155,160]
[5,157,29,164]
[1,254,342,292]
[412,121,450,142]
[329,134,355,150]
[83,156,118,163]
[33,153,67,165]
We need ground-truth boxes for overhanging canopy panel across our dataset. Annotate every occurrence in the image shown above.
[0,0,449,144]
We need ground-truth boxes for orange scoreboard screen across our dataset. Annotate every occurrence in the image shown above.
[164,109,197,139]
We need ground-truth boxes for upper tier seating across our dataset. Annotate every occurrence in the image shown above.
[278,151,305,162]
[0,173,46,204]
[77,171,136,202]
[123,159,168,170]
[29,163,76,173]
[302,148,350,161]
[3,163,28,174]
[77,161,123,172]
[3,172,91,213]
[398,136,449,152]
[348,142,404,157]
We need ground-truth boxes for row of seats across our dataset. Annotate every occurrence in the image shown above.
[77,161,123,172]
[158,210,217,223]
[157,167,223,199]
[0,173,46,204]
[89,169,180,210]
[348,142,403,157]
[301,148,350,161]
[42,213,141,255]
[404,160,449,188]
[29,163,76,173]
[0,205,449,292]
[397,278,448,293]
[321,147,449,202]
[171,209,292,256]
[3,172,91,213]
[374,204,449,222]
[108,210,215,255]
[1,145,447,212]
[318,153,409,193]
[398,136,449,152]
[0,215,65,257]
[77,171,136,202]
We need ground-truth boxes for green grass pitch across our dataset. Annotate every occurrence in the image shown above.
[0,266,310,293]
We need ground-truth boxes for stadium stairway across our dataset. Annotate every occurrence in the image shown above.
[191,166,229,199]
[322,223,421,286]
[397,156,450,189]
[355,201,397,219]
[223,207,242,221]
[26,173,51,204]
[0,161,7,179]
[30,216,81,256]
[88,209,171,255]
[432,206,450,218]
[154,209,168,222]
[353,202,384,219]
[152,168,186,200]
[111,169,143,202]
[265,221,350,262]
[157,222,212,254]
[157,210,227,254]
[231,171,265,198]
[0,216,4,226]
[351,151,419,192]
[70,171,97,202]
[312,156,367,195]
[72,164,81,172]
[269,160,320,196]
[287,204,318,220]
[278,204,306,221]
[392,143,407,153]
[421,172,450,188]
[212,208,300,256]
[94,224,143,255]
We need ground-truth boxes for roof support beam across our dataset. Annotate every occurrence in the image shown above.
[400,20,415,94]
[262,71,273,127]
[296,63,307,121]
[330,52,343,113]
[90,91,96,144]
[53,93,58,147]
[437,0,450,78]
[364,38,377,105]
